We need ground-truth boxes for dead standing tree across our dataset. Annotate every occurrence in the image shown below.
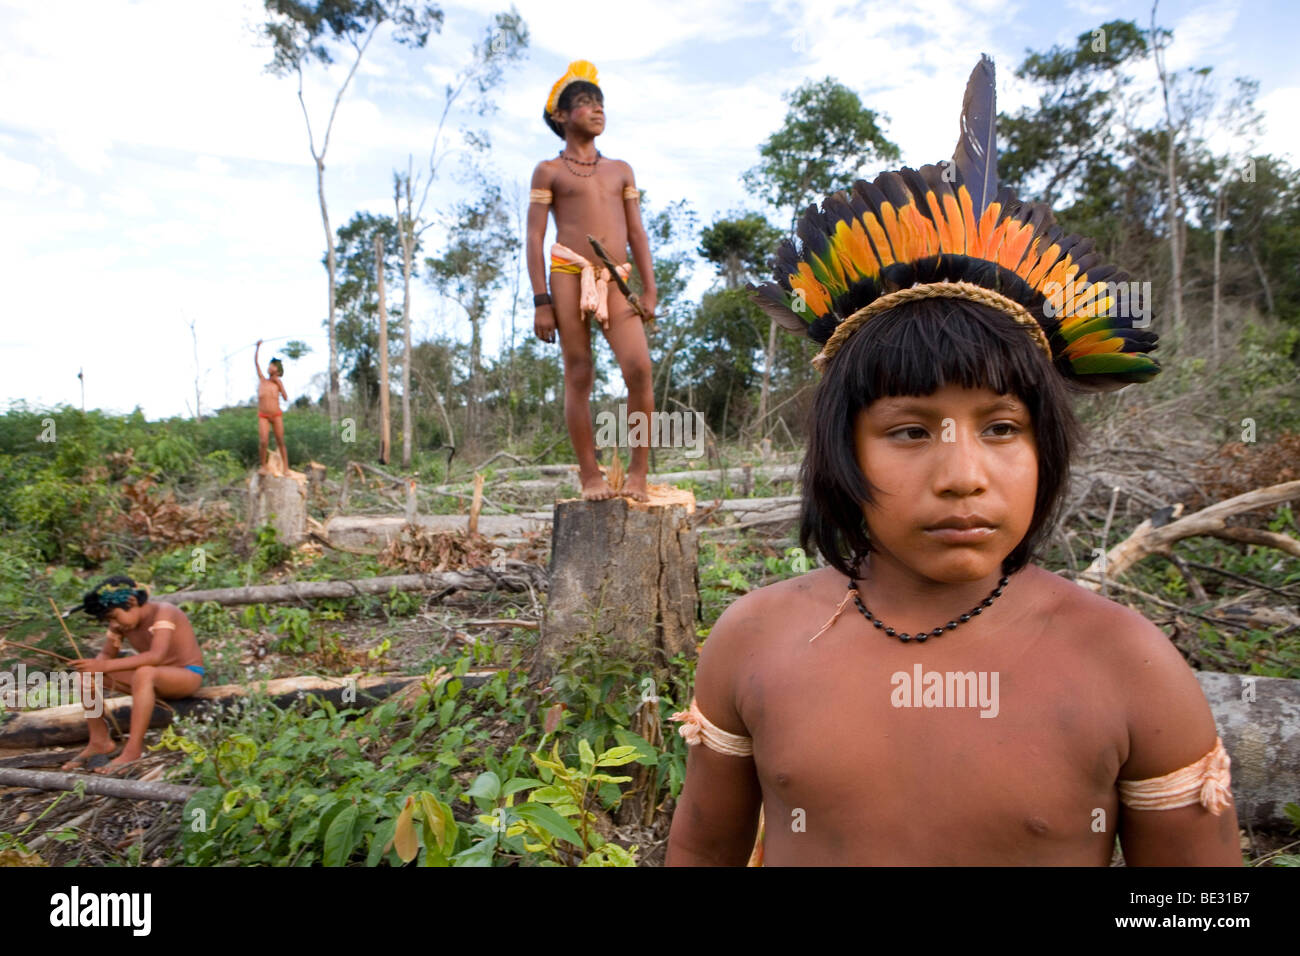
[392,12,527,465]
[427,178,517,453]
[261,0,445,431]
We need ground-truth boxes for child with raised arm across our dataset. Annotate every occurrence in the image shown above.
[61,576,205,774]
[665,57,1239,867]
[527,61,657,501]
[254,339,290,474]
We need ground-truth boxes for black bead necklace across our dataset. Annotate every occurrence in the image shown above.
[560,149,601,177]
[849,575,1010,643]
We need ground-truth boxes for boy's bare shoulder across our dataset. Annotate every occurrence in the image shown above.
[1039,569,1215,770]
[701,568,840,658]
[1041,569,1182,669]
[530,158,559,186]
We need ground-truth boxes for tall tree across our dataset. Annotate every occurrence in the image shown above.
[393,10,527,465]
[743,78,898,437]
[998,19,1149,208]
[698,212,783,430]
[427,178,516,448]
[698,213,782,291]
[329,212,403,420]
[262,0,445,431]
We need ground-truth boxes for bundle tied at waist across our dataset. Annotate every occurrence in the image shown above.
[670,698,753,757]
[549,242,632,329]
[1117,737,1233,815]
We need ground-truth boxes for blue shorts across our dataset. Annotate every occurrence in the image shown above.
[184,665,205,678]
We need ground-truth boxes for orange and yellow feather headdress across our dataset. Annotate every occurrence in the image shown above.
[751,55,1160,391]
[546,60,600,117]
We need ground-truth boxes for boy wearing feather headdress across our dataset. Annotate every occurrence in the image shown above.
[528,60,657,502]
[666,57,1240,866]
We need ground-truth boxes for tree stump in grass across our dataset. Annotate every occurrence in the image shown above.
[534,487,699,686]
[248,461,307,546]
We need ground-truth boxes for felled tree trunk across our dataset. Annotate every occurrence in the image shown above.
[534,493,699,684]
[1194,672,1300,831]
[248,467,308,545]
[0,672,497,748]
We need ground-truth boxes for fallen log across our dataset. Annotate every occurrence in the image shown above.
[150,563,546,608]
[498,463,800,496]
[326,514,549,548]
[1194,671,1300,831]
[0,671,498,748]
[0,768,199,803]
[1081,480,1300,591]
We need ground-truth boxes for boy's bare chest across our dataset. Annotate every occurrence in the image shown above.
[550,165,623,207]
[740,632,1126,862]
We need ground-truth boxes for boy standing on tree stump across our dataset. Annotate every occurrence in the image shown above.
[528,60,657,502]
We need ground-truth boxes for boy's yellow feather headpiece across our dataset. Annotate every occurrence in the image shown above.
[546,60,600,117]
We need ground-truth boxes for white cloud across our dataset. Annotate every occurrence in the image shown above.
[0,151,40,192]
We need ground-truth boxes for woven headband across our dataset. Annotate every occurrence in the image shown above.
[812,281,1051,372]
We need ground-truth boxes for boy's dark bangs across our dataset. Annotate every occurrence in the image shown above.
[558,81,602,109]
[800,298,1077,579]
[835,302,1047,407]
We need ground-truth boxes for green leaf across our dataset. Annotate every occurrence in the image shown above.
[513,802,584,849]
[578,739,596,769]
[596,745,641,767]
[612,728,659,766]
[322,804,359,867]
[451,837,496,867]
[464,771,501,802]
[502,776,546,797]
[418,792,447,851]
[524,785,571,804]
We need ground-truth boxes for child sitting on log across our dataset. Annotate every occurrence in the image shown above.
[527,60,657,501]
[665,57,1238,866]
[255,339,290,475]
[62,576,205,774]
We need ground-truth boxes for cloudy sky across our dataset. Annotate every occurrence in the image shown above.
[2,0,1296,419]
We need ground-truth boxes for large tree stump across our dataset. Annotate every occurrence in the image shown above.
[248,463,308,545]
[535,490,699,684]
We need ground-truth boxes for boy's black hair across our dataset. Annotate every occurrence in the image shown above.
[79,574,148,619]
[269,357,284,375]
[799,297,1079,579]
[544,80,603,139]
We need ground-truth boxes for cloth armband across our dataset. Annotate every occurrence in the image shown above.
[669,698,753,757]
[623,185,639,201]
[1117,737,1233,815]
[148,620,176,632]
[529,189,553,205]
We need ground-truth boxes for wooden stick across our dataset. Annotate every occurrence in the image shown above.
[1206,526,1300,558]
[0,767,199,803]
[46,602,131,738]
[468,472,484,536]
[49,599,83,661]
[1078,480,1300,592]
[149,566,546,608]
